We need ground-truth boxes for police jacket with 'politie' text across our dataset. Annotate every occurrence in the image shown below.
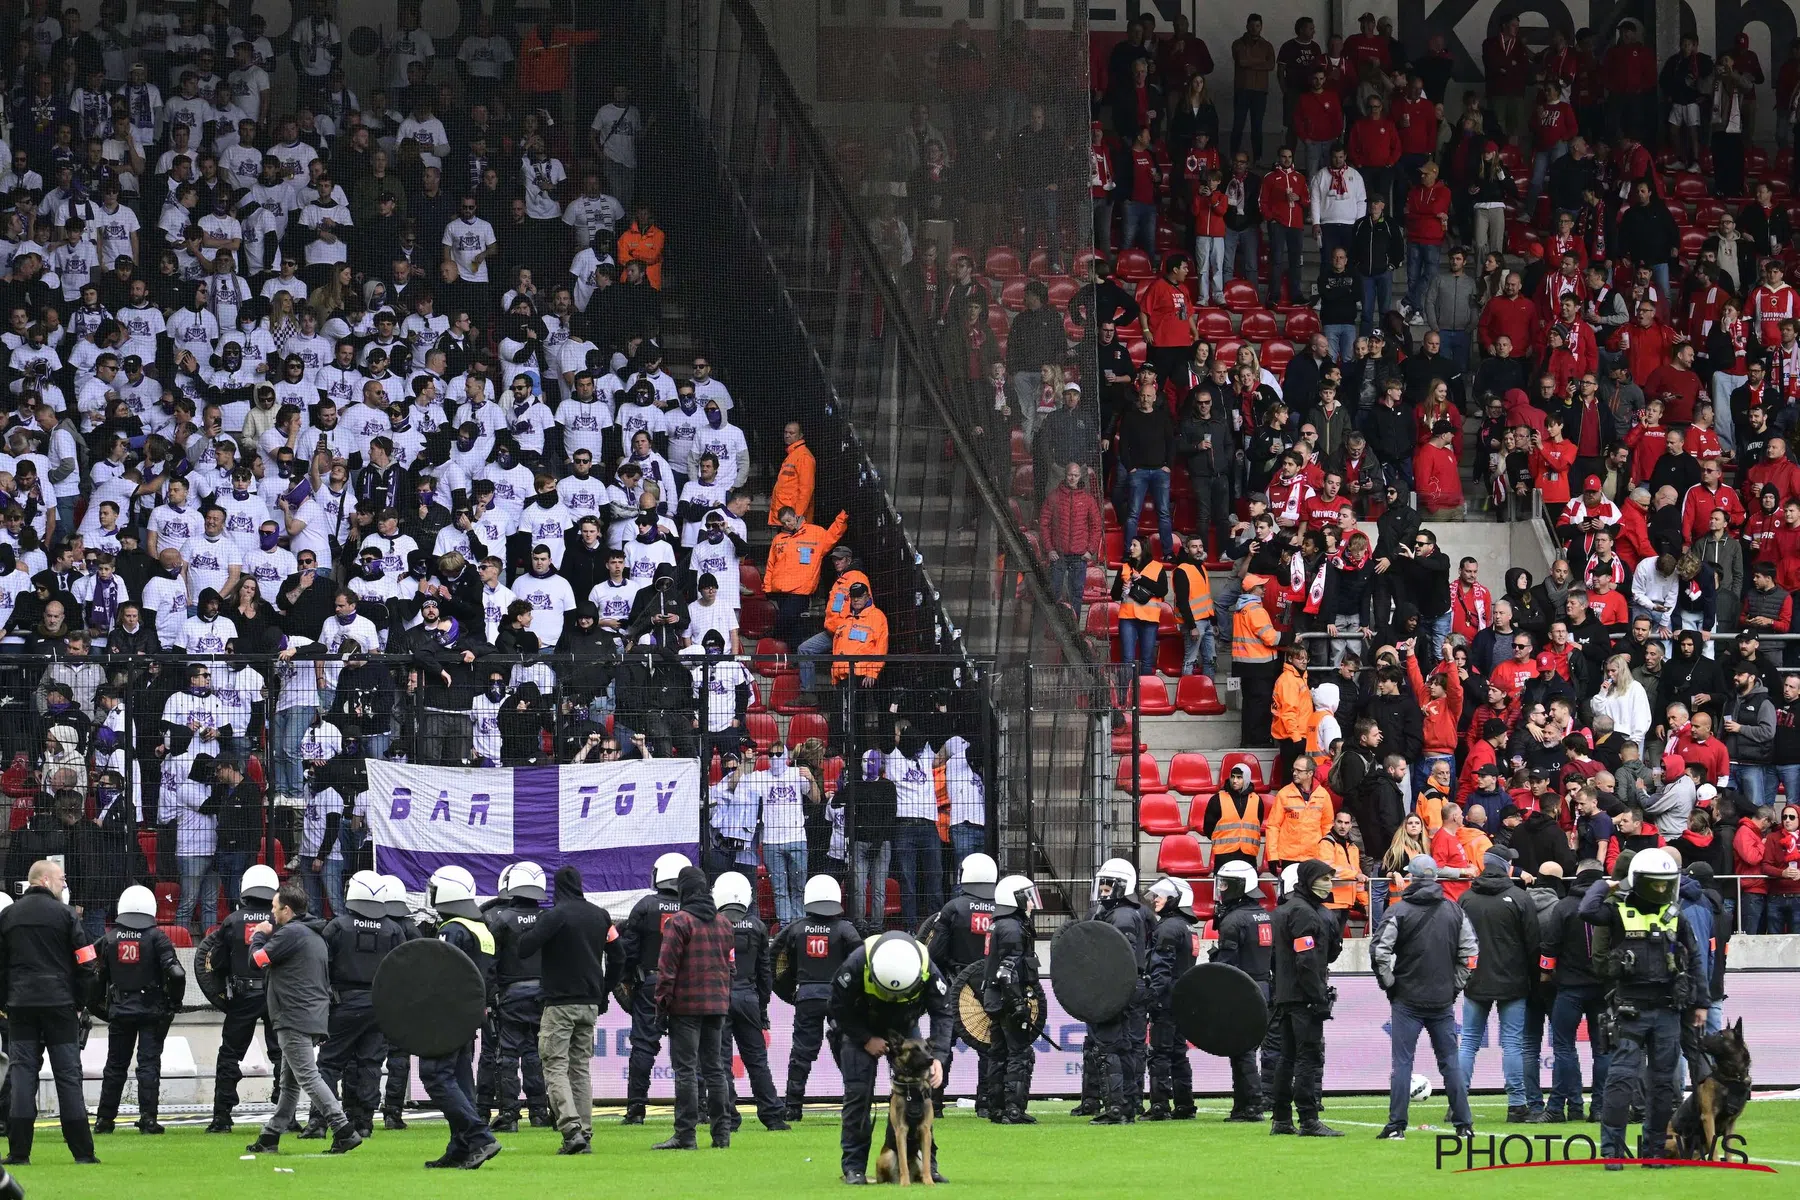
[620,889,682,979]
[96,924,184,1019]
[726,907,774,1009]
[322,912,406,990]
[489,899,546,989]
[927,892,996,973]
[1208,895,1274,982]
[775,913,862,998]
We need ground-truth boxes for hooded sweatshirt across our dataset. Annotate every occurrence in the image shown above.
[1458,864,1540,1002]
[516,864,619,1006]
[654,865,735,1015]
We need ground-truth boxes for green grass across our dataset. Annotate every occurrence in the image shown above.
[10,1096,1800,1198]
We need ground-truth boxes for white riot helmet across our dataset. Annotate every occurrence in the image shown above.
[1148,875,1198,917]
[0,892,10,914]
[993,874,1039,916]
[713,871,753,912]
[428,865,480,918]
[866,931,930,1001]
[959,852,998,899]
[345,871,389,919]
[500,861,547,903]
[804,875,844,916]
[381,875,411,919]
[116,884,158,930]
[240,863,280,904]
[1093,857,1138,903]
[1625,847,1681,907]
[1217,861,1262,905]
[1279,863,1301,898]
[652,852,691,892]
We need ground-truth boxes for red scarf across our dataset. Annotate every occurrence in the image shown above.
[1329,166,1350,195]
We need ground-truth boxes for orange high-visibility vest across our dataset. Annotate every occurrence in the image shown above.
[1210,791,1263,859]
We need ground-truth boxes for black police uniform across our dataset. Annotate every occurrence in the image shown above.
[827,942,953,1182]
[1268,861,1343,1129]
[719,904,785,1129]
[0,884,98,1163]
[980,909,1039,1121]
[774,910,860,1118]
[925,889,997,1114]
[1145,904,1198,1119]
[620,886,682,1119]
[199,896,285,1129]
[472,894,509,1119]
[420,915,500,1166]
[93,923,185,1132]
[316,910,406,1134]
[489,897,550,1127]
[1579,876,1709,1162]
[1083,895,1150,1121]
[1209,890,1281,1117]
[381,912,423,1124]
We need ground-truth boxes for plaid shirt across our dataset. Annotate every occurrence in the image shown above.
[654,908,736,1015]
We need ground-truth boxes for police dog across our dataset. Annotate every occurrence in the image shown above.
[1670,1019,1752,1160]
[875,1037,936,1186]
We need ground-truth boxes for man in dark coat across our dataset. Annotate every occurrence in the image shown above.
[1267,859,1343,1137]
[1456,853,1542,1121]
[651,866,736,1150]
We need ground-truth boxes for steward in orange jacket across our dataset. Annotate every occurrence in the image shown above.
[765,509,848,598]
[1201,770,1265,869]
[1271,650,1314,779]
[821,550,872,636]
[831,584,888,683]
[1266,759,1333,866]
[769,424,817,525]
[1317,817,1367,913]
[618,211,665,289]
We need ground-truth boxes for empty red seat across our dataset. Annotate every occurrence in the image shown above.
[1196,307,1233,339]
[787,711,829,748]
[1239,309,1277,340]
[1260,339,1295,374]
[1116,248,1154,278]
[985,246,1023,277]
[154,882,179,925]
[1046,277,1078,309]
[999,277,1028,309]
[740,595,776,639]
[1140,793,1187,836]
[1115,751,1163,793]
[1665,200,1691,228]
[1085,601,1120,639]
[1673,174,1708,200]
[160,924,194,948]
[769,671,815,714]
[739,560,764,596]
[753,638,789,676]
[1281,308,1320,341]
[1011,463,1034,497]
[1155,634,1184,676]
[1110,728,1145,755]
[746,712,778,752]
[1680,227,1706,258]
[1693,199,1726,230]
[885,876,903,918]
[1176,674,1226,716]
[1082,564,1110,603]
[1221,279,1261,313]
[1168,752,1216,796]
[1010,427,1031,465]
[1138,675,1174,716]
[1156,834,1209,878]
[1213,338,1242,364]
[1220,751,1267,792]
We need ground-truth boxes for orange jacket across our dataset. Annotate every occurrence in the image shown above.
[764,511,848,597]
[1317,834,1366,910]
[831,603,888,681]
[1271,661,1314,743]
[1266,781,1331,864]
[1406,654,1463,757]
[520,26,598,94]
[769,439,817,526]
[821,569,872,634]
[1231,597,1279,664]
[618,222,665,289]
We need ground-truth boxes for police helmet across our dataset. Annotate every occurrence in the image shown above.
[1148,874,1199,916]
[1625,847,1681,908]
[867,932,930,1000]
[993,874,1039,916]
[1217,861,1261,904]
[1093,857,1138,902]
[0,893,10,914]
[1278,863,1301,898]
[380,874,411,919]
[345,871,389,919]
[713,871,753,912]
[500,861,548,902]
[240,863,280,904]
[803,875,844,917]
[958,852,999,899]
[652,852,691,892]
[428,865,481,919]
[116,884,159,930]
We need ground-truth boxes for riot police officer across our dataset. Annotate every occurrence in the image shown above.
[828,933,952,1186]
[620,852,689,1124]
[1579,848,1709,1167]
[1269,859,1342,1137]
[93,885,186,1135]
[312,871,406,1139]
[420,866,502,1170]
[472,883,512,1124]
[488,861,551,1131]
[1209,861,1278,1121]
[982,875,1041,1125]
[379,874,421,1129]
[712,872,789,1131]
[1083,858,1149,1124]
[924,851,997,1117]
[774,875,860,1120]
[1144,875,1198,1121]
[200,864,285,1132]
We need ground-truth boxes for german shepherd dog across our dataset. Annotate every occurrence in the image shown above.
[875,1037,936,1186]
[1670,1019,1752,1160]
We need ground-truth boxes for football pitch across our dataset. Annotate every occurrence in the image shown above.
[10,1096,1800,1199]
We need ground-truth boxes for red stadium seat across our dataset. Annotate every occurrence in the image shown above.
[1260,339,1295,374]
[1140,793,1188,836]
[1175,674,1227,715]
[999,277,1029,309]
[1748,145,1771,172]
[1693,199,1726,230]
[740,595,776,639]
[752,638,788,675]
[1073,248,1102,279]
[1026,248,1057,275]
[1673,175,1708,201]
[885,877,903,919]
[1082,564,1110,603]
[1680,228,1706,258]
[154,882,179,925]
[1221,279,1261,313]
[1046,277,1079,309]
[746,712,778,752]
[985,246,1023,278]
[1168,752,1217,796]
[1156,634,1184,676]
[739,561,764,596]
[1665,200,1690,228]
[987,307,1010,335]
[1115,751,1163,793]
[1116,248,1154,279]
[160,925,194,948]
[1011,427,1032,464]
[746,680,766,712]
[1196,307,1234,339]
[1156,834,1209,878]
[769,671,815,715]
[786,711,829,748]
[1085,601,1120,639]
[1214,338,1242,364]
[1280,308,1320,341]
[1239,309,1277,341]
[137,829,159,878]
[1103,526,1123,564]
[1188,877,1218,921]
[1220,751,1267,792]
[822,756,844,794]
[1125,336,1148,363]
[1011,463,1035,498]
[1138,676,1174,716]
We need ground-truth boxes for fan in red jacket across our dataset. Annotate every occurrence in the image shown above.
[1746,440,1800,504]
[1610,306,1683,387]
[1415,421,1464,514]
[1539,253,1587,320]
[1405,168,1452,245]
[1751,264,1799,348]
[1347,102,1402,171]
[1393,84,1438,157]
[1615,490,1655,568]
[1344,15,1390,71]
[1259,160,1310,230]
[1681,469,1747,544]
[1645,346,1704,424]
[1544,214,1588,270]
[1449,562,1494,641]
[1530,88,1578,151]
[1479,275,1541,358]
[1558,477,1624,557]
[1293,73,1344,146]
[1552,297,1600,378]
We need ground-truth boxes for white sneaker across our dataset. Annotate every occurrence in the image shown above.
[1408,309,1426,325]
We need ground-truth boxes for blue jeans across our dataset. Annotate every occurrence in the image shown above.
[1740,892,1767,934]
[1123,201,1156,257]
[1405,242,1440,315]
[1778,763,1800,811]
[1366,876,1390,931]
[851,840,891,926]
[1388,1002,1472,1127]
[1182,618,1214,676]
[1231,88,1267,159]
[1650,262,1670,300]
[764,840,807,926]
[1194,235,1226,303]
[302,857,344,921]
[1123,466,1172,556]
[177,853,218,931]
[1768,894,1800,934]
[1324,324,1357,364]
[1359,272,1392,336]
[794,630,834,693]
[1022,187,1060,263]
[1051,555,1087,623]
[1735,763,1776,811]
[1438,329,1471,374]
[1550,982,1608,1116]
[273,705,317,798]
[949,822,986,875]
[1521,1001,1546,1110]
[890,819,943,929]
[1529,141,1569,203]
[57,495,77,536]
[1459,995,1528,1106]
[1267,224,1303,303]
[217,849,257,908]
[1120,619,1158,677]
[1223,226,1258,284]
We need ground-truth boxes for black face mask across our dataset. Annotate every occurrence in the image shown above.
[533,492,557,509]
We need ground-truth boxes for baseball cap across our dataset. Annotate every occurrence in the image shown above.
[1242,574,1271,590]
[847,581,870,599]
[1583,474,1603,491]
[1475,761,1500,778]
[1406,854,1438,880]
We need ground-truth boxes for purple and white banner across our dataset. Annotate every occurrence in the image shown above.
[367,760,700,896]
